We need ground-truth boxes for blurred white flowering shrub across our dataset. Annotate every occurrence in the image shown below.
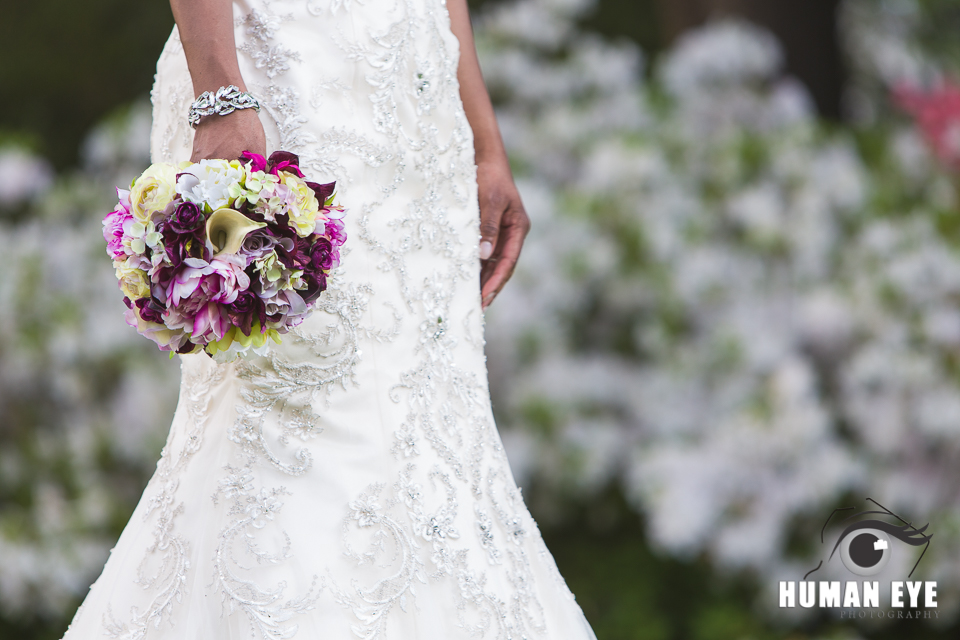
[0,103,179,620]
[481,0,960,616]
[0,149,53,208]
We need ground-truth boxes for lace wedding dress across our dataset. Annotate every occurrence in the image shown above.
[62,1,597,638]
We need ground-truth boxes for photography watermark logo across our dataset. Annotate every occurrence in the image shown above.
[779,499,937,619]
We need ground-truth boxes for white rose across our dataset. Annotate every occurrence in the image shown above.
[176,159,245,210]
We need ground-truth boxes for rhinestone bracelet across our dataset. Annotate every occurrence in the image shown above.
[187,85,261,129]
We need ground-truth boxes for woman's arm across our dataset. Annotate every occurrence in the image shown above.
[447,0,530,309]
[169,0,266,162]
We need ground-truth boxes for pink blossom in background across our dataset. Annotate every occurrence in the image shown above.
[895,80,960,169]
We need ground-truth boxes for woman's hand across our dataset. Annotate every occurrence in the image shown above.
[190,108,266,163]
[477,158,530,309]
[447,0,529,310]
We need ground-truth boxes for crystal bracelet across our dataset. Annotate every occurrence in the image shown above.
[187,85,261,129]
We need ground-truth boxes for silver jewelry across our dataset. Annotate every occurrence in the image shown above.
[187,85,261,129]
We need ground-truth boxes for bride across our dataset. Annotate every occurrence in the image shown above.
[63,0,597,638]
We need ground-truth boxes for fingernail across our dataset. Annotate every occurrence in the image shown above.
[480,241,493,260]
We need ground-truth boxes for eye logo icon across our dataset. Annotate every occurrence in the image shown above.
[836,524,894,577]
[805,499,933,580]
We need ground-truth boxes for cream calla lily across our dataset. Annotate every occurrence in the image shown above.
[205,208,267,258]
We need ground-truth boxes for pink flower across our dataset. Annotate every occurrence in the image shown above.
[200,254,252,305]
[895,80,960,169]
[160,254,252,343]
[103,206,132,259]
[162,298,201,334]
[325,217,348,246]
[124,306,189,351]
[166,258,215,307]
[192,300,231,341]
[241,150,267,173]
[267,150,305,178]
[116,187,132,213]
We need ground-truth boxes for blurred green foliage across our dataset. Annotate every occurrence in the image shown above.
[915,0,960,72]
[0,0,174,168]
[470,0,663,57]
[579,0,664,58]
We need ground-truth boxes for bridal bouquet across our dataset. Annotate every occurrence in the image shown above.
[103,150,346,361]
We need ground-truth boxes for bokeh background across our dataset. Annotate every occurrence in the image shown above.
[4,0,960,638]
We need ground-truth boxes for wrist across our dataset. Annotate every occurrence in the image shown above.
[188,59,247,97]
[193,105,259,130]
[474,145,509,169]
[475,151,513,179]
[192,77,248,99]
[472,126,508,164]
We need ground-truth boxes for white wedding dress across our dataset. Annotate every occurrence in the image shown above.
[63,1,597,638]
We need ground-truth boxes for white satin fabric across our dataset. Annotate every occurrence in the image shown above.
[62,1,597,638]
